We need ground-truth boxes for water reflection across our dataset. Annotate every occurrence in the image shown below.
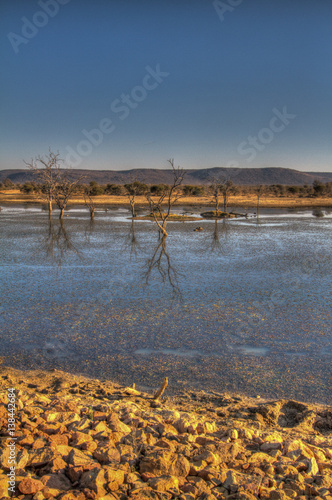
[143,235,182,299]
[124,219,140,257]
[43,218,82,265]
[208,219,229,253]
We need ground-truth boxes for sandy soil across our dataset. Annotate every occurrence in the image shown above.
[1,190,332,208]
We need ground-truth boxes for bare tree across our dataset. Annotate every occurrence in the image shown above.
[221,179,235,213]
[84,187,96,220]
[208,176,235,214]
[255,184,265,216]
[25,149,84,219]
[24,149,61,217]
[54,173,82,220]
[209,177,222,213]
[145,159,186,237]
[124,179,146,218]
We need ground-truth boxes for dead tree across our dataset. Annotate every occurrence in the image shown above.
[221,180,235,213]
[84,187,96,220]
[255,185,265,216]
[54,174,81,220]
[124,179,146,218]
[145,159,186,237]
[208,176,235,214]
[209,177,222,213]
[24,149,61,217]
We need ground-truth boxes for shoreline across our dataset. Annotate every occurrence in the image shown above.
[1,191,332,209]
[0,366,332,499]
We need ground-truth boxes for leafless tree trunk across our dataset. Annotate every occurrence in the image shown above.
[84,188,95,220]
[222,180,234,213]
[25,149,84,219]
[145,159,186,237]
[54,174,83,219]
[124,178,146,218]
[255,184,265,216]
[24,149,61,217]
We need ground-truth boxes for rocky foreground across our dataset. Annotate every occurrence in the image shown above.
[0,367,331,500]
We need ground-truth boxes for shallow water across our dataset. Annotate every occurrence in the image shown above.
[0,205,331,404]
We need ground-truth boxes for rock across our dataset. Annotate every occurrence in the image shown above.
[307,457,319,476]
[18,477,44,495]
[123,387,141,396]
[40,473,72,492]
[28,447,58,467]
[68,448,98,468]
[140,450,190,478]
[104,467,125,491]
[80,467,107,496]
[148,475,179,492]
[229,429,239,440]
[223,470,239,490]
[0,447,29,470]
[93,444,121,463]
[284,439,314,460]
[269,491,287,500]
[0,475,9,497]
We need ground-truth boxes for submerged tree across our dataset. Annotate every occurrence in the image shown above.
[221,179,235,213]
[24,149,61,217]
[145,159,186,237]
[84,187,96,220]
[124,180,147,218]
[54,173,82,220]
[25,149,84,219]
[208,176,235,214]
[255,184,265,216]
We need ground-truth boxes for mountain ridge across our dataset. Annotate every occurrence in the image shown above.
[1,167,331,186]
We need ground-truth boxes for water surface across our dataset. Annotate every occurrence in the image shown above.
[0,205,331,404]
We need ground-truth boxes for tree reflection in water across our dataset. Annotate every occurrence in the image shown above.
[143,235,183,300]
[208,219,229,253]
[124,219,141,257]
[44,218,82,266]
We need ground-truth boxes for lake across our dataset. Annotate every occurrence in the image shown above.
[0,204,331,404]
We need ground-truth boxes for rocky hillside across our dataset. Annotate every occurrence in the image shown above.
[0,367,332,500]
[1,167,332,186]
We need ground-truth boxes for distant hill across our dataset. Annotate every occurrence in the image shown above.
[1,167,331,186]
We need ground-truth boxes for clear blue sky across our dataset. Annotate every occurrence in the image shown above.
[1,0,332,172]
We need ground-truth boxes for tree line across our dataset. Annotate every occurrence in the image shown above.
[2,177,331,200]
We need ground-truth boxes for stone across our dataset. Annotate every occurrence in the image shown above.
[68,448,98,468]
[28,447,58,467]
[40,473,72,494]
[80,467,107,496]
[0,447,29,470]
[284,439,313,461]
[104,467,125,491]
[93,444,120,463]
[148,475,179,492]
[140,450,190,478]
[307,457,319,476]
[18,477,44,495]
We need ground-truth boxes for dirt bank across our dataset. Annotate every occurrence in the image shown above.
[1,190,332,209]
[0,366,331,500]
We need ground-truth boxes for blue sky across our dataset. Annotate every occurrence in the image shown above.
[1,0,332,172]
